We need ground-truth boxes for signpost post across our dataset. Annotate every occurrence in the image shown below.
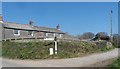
[49,48,53,55]
[54,36,57,54]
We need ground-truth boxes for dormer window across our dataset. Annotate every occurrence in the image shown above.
[28,31,33,36]
[14,30,20,36]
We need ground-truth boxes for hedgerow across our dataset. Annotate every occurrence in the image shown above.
[2,41,114,59]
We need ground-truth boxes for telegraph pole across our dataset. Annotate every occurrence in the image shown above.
[110,10,113,42]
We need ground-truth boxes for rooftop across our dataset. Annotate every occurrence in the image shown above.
[2,22,65,34]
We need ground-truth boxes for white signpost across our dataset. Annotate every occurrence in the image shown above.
[55,41,57,54]
[49,48,53,55]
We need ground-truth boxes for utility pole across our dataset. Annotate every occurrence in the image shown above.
[110,10,113,42]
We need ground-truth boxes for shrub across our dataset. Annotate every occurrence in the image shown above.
[100,36,110,41]
[2,41,114,59]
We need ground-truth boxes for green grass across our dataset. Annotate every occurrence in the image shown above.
[99,46,115,52]
[109,57,120,69]
[2,41,114,59]
[0,41,2,57]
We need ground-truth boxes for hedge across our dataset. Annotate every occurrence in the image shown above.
[2,41,114,59]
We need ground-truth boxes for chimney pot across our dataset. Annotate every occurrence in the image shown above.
[29,20,33,26]
[56,24,60,30]
[0,15,3,23]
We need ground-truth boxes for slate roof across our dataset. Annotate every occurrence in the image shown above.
[3,22,65,34]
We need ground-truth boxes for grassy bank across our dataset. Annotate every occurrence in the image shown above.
[2,41,114,59]
[109,57,120,69]
[0,41,2,57]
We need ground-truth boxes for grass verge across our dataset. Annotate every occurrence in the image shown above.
[2,41,115,59]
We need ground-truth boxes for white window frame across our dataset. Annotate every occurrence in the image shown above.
[60,34,63,38]
[28,31,33,36]
[46,33,48,36]
[31,32,33,36]
[53,33,56,37]
[14,30,20,36]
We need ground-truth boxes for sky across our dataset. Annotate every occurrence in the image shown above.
[2,2,118,36]
[0,2,1,14]
[2,0,120,2]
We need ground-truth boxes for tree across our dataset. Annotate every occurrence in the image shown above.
[97,32,110,41]
[97,32,108,37]
[100,36,110,41]
[76,35,82,40]
[92,32,109,41]
[81,32,94,39]
[92,33,101,41]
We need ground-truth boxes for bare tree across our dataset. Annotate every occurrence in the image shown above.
[81,32,94,39]
[76,35,82,40]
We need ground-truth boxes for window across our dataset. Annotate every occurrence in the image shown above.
[38,32,42,36]
[45,33,53,37]
[46,33,48,36]
[53,33,59,37]
[60,34,63,38]
[28,31,33,36]
[14,30,20,36]
[53,33,56,37]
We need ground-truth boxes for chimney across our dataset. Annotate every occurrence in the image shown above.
[0,15,3,23]
[56,24,60,30]
[29,20,33,26]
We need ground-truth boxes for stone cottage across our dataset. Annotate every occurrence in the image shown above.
[0,15,79,41]
[0,16,66,41]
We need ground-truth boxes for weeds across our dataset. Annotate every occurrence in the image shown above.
[2,41,114,59]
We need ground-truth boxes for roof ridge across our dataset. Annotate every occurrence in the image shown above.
[4,22,29,26]
[4,22,58,30]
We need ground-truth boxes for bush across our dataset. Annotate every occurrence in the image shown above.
[100,36,110,41]
[2,41,54,59]
[2,41,114,59]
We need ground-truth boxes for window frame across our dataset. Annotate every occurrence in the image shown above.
[28,31,33,36]
[60,34,63,38]
[13,29,20,36]
[46,33,48,36]
[53,33,56,37]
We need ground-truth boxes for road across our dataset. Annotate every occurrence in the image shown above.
[1,48,119,67]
